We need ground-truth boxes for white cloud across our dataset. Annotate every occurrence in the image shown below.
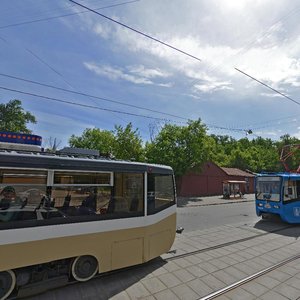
[260,92,285,98]
[90,2,300,95]
[158,82,173,88]
[58,0,300,141]
[193,80,233,93]
[84,62,172,87]
[93,23,111,39]
[127,65,171,79]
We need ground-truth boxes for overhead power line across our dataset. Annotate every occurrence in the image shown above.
[0,85,177,122]
[68,0,203,63]
[3,1,290,136]
[69,0,300,113]
[235,68,300,106]
[0,85,254,134]
[0,0,141,30]
[0,73,187,120]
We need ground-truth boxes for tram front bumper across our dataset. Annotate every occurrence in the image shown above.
[256,200,281,216]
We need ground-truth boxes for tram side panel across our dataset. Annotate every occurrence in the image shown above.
[0,210,176,273]
[0,168,177,273]
[147,209,176,261]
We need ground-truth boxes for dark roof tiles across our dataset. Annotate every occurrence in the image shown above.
[221,167,255,177]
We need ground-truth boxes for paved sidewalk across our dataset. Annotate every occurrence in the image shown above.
[32,218,300,300]
[177,194,255,208]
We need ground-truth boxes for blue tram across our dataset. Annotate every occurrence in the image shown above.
[256,173,300,223]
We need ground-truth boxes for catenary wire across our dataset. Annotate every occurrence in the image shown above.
[0,73,188,120]
[0,86,177,122]
[0,85,253,134]
[204,4,300,75]
[3,2,293,135]
[0,0,141,30]
[69,0,203,63]
[235,67,300,106]
[69,1,300,112]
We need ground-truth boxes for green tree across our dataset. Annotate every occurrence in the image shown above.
[0,99,36,133]
[228,147,251,170]
[69,128,115,154]
[69,123,144,161]
[145,119,209,176]
[113,123,144,161]
[209,135,232,166]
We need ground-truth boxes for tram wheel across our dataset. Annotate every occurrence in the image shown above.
[71,256,98,282]
[0,270,16,300]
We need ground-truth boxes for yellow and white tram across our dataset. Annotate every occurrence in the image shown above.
[0,138,176,299]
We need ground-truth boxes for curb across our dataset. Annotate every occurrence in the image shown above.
[177,199,254,208]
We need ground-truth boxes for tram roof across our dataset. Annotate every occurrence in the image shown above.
[0,149,173,174]
[257,172,300,178]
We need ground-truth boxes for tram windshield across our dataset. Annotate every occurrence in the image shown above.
[256,176,281,202]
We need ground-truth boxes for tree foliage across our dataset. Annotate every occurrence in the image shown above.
[69,128,115,154]
[68,120,300,175]
[113,123,144,161]
[145,119,209,176]
[69,123,144,161]
[0,99,36,133]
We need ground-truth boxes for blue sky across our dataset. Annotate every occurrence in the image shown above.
[1,0,300,148]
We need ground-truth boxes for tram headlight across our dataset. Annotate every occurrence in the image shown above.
[258,203,263,207]
[274,205,280,209]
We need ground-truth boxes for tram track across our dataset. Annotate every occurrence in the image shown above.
[199,253,300,300]
[165,225,293,261]
[9,224,294,299]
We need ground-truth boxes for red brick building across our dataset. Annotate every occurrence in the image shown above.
[177,161,255,197]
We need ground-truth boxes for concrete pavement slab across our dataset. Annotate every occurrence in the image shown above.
[27,215,300,300]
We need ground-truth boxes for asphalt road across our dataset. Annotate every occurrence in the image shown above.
[177,201,259,232]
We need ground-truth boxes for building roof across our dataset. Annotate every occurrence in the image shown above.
[221,167,255,177]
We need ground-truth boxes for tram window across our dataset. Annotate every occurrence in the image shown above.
[256,177,280,202]
[54,172,111,185]
[52,172,144,219]
[147,174,175,215]
[0,185,47,207]
[0,210,37,222]
[40,211,65,219]
[0,169,47,185]
[113,173,144,214]
[284,180,300,202]
[51,186,112,216]
[0,169,47,211]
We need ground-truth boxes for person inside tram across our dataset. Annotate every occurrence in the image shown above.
[81,188,97,212]
[0,186,22,209]
[0,186,23,222]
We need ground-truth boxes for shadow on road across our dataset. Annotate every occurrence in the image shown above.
[254,217,300,239]
[28,258,167,300]
[177,197,204,207]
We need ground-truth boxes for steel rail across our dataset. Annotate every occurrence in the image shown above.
[165,225,292,261]
[199,253,300,300]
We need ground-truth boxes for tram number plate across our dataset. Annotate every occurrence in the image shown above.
[265,203,271,209]
[293,207,300,217]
